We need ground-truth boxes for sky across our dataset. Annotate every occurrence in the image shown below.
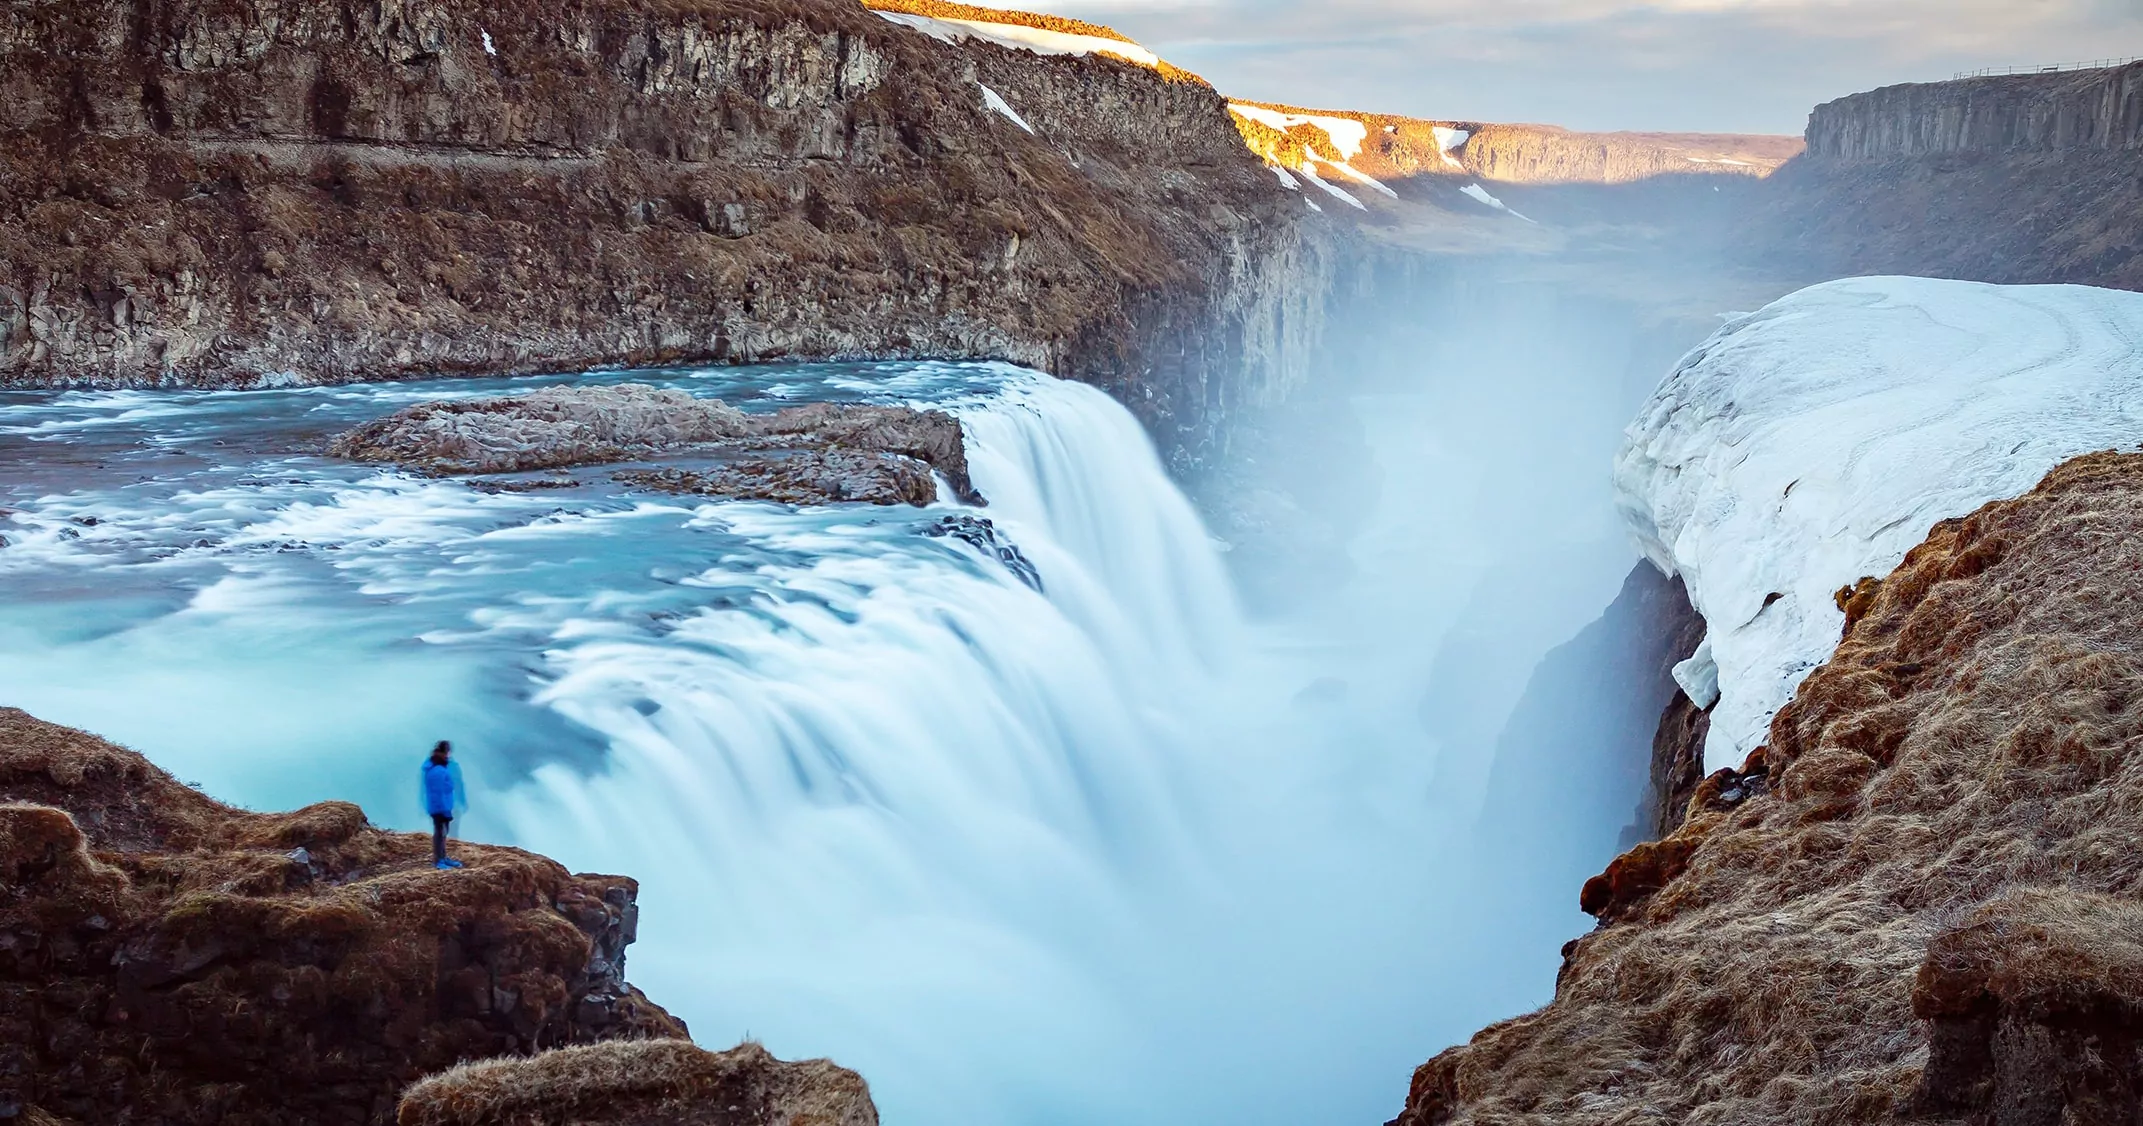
[1049,0,2143,134]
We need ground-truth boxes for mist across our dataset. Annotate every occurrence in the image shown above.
[0,260,1712,1124]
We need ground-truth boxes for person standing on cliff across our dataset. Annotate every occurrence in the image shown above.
[421,740,467,870]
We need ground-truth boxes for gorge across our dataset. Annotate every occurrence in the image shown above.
[4,2,2142,1124]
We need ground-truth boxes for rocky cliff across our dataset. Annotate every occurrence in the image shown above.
[0,706,686,1124]
[1395,451,2143,1125]
[1745,63,2143,291]
[1805,64,2143,159]
[0,0,1337,467]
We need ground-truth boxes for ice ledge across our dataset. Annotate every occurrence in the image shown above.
[1613,276,2143,770]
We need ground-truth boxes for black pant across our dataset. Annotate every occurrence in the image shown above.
[432,813,452,864]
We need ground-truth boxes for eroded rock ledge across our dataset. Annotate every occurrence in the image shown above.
[328,384,978,506]
[0,706,688,1124]
[1397,452,2143,1125]
[397,1039,878,1126]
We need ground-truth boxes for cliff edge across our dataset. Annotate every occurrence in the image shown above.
[0,706,690,1124]
[1397,450,2143,1124]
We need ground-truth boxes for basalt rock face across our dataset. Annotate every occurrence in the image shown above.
[1805,65,2143,159]
[1745,64,2143,291]
[1474,564,1708,879]
[1394,452,2143,1126]
[0,706,685,1125]
[952,46,1341,462]
[397,1039,878,1126]
[328,383,978,504]
[0,0,1333,467]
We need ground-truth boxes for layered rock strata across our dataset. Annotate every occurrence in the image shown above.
[0,706,684,1125]
[328,384,977,506]
[1394,450,2143,1125]
[0,0,1333,468]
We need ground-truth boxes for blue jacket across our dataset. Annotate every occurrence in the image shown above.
[421,759,466,818]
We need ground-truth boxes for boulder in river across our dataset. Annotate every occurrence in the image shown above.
[327,384,981,506]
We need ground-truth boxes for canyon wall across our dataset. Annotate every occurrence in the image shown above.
[1746,63,2143,291]
[1805,63,2143,158]
[0,0,1342,468]
[1449,125,1799,186]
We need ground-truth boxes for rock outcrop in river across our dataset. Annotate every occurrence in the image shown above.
[328,383,978,506]
[0,705,695,1124]
[1396,451,2143,1125]
[398,1039,878,1126]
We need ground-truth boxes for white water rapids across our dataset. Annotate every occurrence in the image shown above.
[0,360,1637,1124]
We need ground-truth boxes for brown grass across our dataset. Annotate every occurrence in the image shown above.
[1398,450,2143,1125]
[397,1039,878,1125]
[1915,886,2143,1022]
[0,706,687,1125]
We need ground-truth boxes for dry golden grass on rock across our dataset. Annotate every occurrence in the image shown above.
[397,1039,878,1126]
[0,708,686,1125]
[860,0,1137,45]
[859,0,1208,84]
[1397,451,2143,1125]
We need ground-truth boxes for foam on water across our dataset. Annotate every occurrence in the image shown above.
[0,361,1519,1125]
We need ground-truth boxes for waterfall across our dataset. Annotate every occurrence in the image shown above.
[0,361,1564,1126]
[491,372,1430,1122]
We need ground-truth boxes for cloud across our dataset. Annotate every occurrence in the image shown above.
[1052,0,2143,132]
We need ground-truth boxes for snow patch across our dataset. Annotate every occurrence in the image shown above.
[1268,164,1301,190]
[1615,277,2143,770]
[480,28,496,56]
[978,83,1034,133]
[872,11,1160,68]
[1460,183,1534,223]
[1432,126,1471,169]
[1298,162,1366,210]
[1303,196,1323,213]
[1311,155,1397,199]
[1228,104,1370,160]
[1687,156,1754,167]
[1672,638,1720,709]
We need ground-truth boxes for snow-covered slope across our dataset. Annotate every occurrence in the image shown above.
[1229,103,1370,160]
[872,10,1160,67]
[1615,277,2143,770]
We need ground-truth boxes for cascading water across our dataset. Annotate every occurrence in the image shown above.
[0,360,1603,1124]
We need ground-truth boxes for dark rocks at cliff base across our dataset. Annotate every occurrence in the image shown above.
[0,706,685,1125]
[329,385,981,506]
[926,514,1043,591]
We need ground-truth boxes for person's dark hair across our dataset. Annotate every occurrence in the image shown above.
[432,740,452,759]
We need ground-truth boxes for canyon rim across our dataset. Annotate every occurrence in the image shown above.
[4,2,2143,1124]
